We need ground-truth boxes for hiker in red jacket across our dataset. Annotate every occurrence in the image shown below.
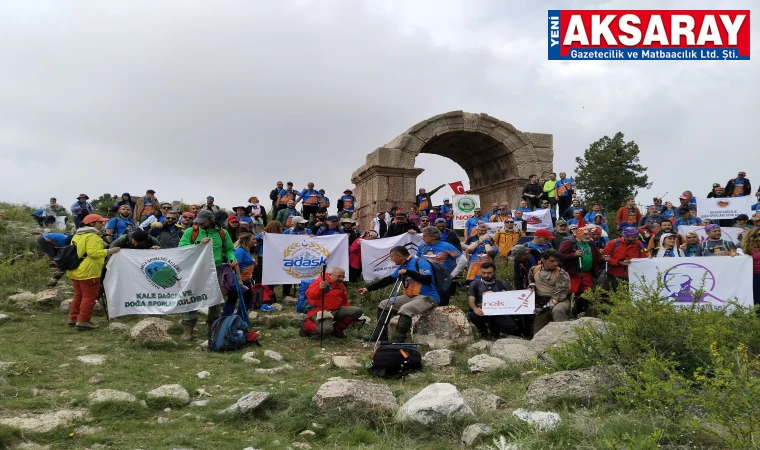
[301,267,364,338]
[603,227,648,291]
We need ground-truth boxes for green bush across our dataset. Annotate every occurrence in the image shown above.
[548,285,760,448]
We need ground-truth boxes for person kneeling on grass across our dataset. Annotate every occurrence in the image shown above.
[301,267,364,338]
[357,245,440,343]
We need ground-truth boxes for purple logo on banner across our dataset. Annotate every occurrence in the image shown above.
[662,263,723,304]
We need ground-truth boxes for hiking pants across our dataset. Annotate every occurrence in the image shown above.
[570,272,594,315]
[310,306,363,336]
[468,311,522,337]
[378,295,436,318]
[339,210,354,219]
[531,299,570,336]
[558,196,572,219]
[36,235,58,258]
[70,278,101,323]
[302,206,318,222]
[181,266,223,326]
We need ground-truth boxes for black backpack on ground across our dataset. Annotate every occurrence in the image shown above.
[369,344,422,378]
[54,242,87,271]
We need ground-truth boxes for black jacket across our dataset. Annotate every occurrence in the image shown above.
[725,178,752,197]
[522,182,542,198]
[441,228,462,252]
[150,225,184,249]
[383,221,420,238]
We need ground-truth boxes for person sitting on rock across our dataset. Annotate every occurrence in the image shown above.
[416,225,467,306]
[528,249,571,336]
[467,261,526,340]
[301,267,363,338]
[358,245,440,343]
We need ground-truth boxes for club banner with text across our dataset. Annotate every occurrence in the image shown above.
[485,222,504,237]
[628,257,753,309]
[677,225,743,244]
[360,233,423,281]
[452,194,481,230]
[522,209,554,232]
[695,196,754,220]
[482,290,536,315]
[103,244,224,318]
[262,234,348,285]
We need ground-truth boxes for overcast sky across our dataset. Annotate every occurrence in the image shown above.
[1,0,757,213]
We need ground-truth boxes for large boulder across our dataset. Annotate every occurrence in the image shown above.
[461,388,505,412]
[313,379,397,412]
[36,289,62,305]
[396,383,475,426]
[218,391,270,415]
[147,384,191,406]
[6,291,36,303]
[0,409,89,433]
[88,389,136,404]
[129,318,176,346]
[526,366,618,407]
[461,423,491,447]
[531,317,606,357]
[490,339,538,365]
[423,349,454,367]
[412,306,473,349]
[512,409,562,430]
[467,354,506,373]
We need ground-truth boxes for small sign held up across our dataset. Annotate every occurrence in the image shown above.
[481,290,535,315]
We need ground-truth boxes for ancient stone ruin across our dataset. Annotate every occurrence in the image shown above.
[350,111,553,231]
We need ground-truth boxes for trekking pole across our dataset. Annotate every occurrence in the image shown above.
[375,278,403,349]
[319,263,327,349]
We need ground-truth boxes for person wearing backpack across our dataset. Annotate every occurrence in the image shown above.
[558,226,602,317]
[416,226,467,306]
[357,245,439,343]
[105,205,136,243]
[700,224,740,256]
[178,209,238,341]
[70,194,94,229]
[528,249,571,336]
[464,223,498,282]
[467,261,526,340]
[66,214,121,330]
[301,267,363,338]
[602,227,649,291]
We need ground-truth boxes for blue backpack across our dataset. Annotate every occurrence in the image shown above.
[296,278,316,313]
[208,273,250,352]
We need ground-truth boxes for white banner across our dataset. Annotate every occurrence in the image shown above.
[452,194,480,230]
[628,257,753,309]
[677,225,743,244]
[485,222,504,237]
[482,290,535,315]
[104,244,223,318]
[523,209,554,233]
[696,197,753,220]
[263,234,348,285]
[360,233,423,281]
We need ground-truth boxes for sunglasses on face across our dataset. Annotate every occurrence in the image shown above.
[504,221,514,223]
[161,206,171,209]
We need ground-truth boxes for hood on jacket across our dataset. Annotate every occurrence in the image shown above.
[657,233,684,258]
[75,226,101,235]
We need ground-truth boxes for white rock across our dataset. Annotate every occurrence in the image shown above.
[12,442,51,450]
[157,417,170,424]
[75,425,103,435]
[331,355,361,369]
[467,354,506,373]
[195,388,211,398]
[130,318,176,346]
[248,311,258,321]
[312,379,397,412]
[60,299,72,313]
[272,303,283,311]
[264,350,283,361]
[299,430,315,436]
[163,407,172,412]
[0,361,18,375]
[189,400,209,407]
[512,408,562,430]
[36,289,60,304]
[196,307,209,316]
[7,292,36,303]
[358,315,371,324]
[77,354,107,366]
[196,371,211,379]
[461,389,506,412]
[218,391,270,415]
[147,384,191,406]
[396,383,474,425]
[461,423,492,447]
[0,409,88,433]
[107,322,130,333]
[490,339,538,364]
[468,341,492,352]
[0,313,10,322]
[526,366,618,407]
[88,373,104,384]
[530,317,606,356]
[423,349,454,367]
[254,365,292,375]
[88,389,136,404]
[412,306,473,349]
[242,352,260,364]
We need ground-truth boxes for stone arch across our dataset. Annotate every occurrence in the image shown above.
[350,111,553,231]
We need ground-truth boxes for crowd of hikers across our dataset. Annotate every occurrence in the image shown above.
[33,172,760,345]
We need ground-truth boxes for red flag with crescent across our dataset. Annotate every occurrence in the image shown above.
[449,181,465,194]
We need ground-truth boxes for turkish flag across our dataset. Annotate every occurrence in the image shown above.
[449,181,465,194]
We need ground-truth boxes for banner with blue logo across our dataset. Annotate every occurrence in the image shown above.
[628,256,753,310]
[103,243,224,318]
[262,234,349,285]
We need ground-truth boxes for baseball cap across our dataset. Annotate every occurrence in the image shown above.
[206,196,214,200]
[443,198,450,201]
[622,227,639,237]
[434,218,446,224]
[227,216,239,224]
[535,229,555,239]
[343,189,352,193]
[508,245,530,260]
[181,212,194,218]
[395,211,407,218]
[194,210,215,224]
[679,194,688,199]
[146,189,156,194]
[327,215,339,222]
[340,218,355,224]
[82,214,107,225]
[556,219,567,226]
[291,216,307,225]
[736,214,749,221]
[705,224,720,232]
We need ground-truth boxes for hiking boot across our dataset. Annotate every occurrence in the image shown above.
[75,321,98,331]
[67,320,76,327]
[392,315,413,343]
[332,330,347,339]
[181,323,195,342]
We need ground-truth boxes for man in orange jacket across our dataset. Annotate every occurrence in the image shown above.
[603,227,649,291]
[302,267,364,338]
